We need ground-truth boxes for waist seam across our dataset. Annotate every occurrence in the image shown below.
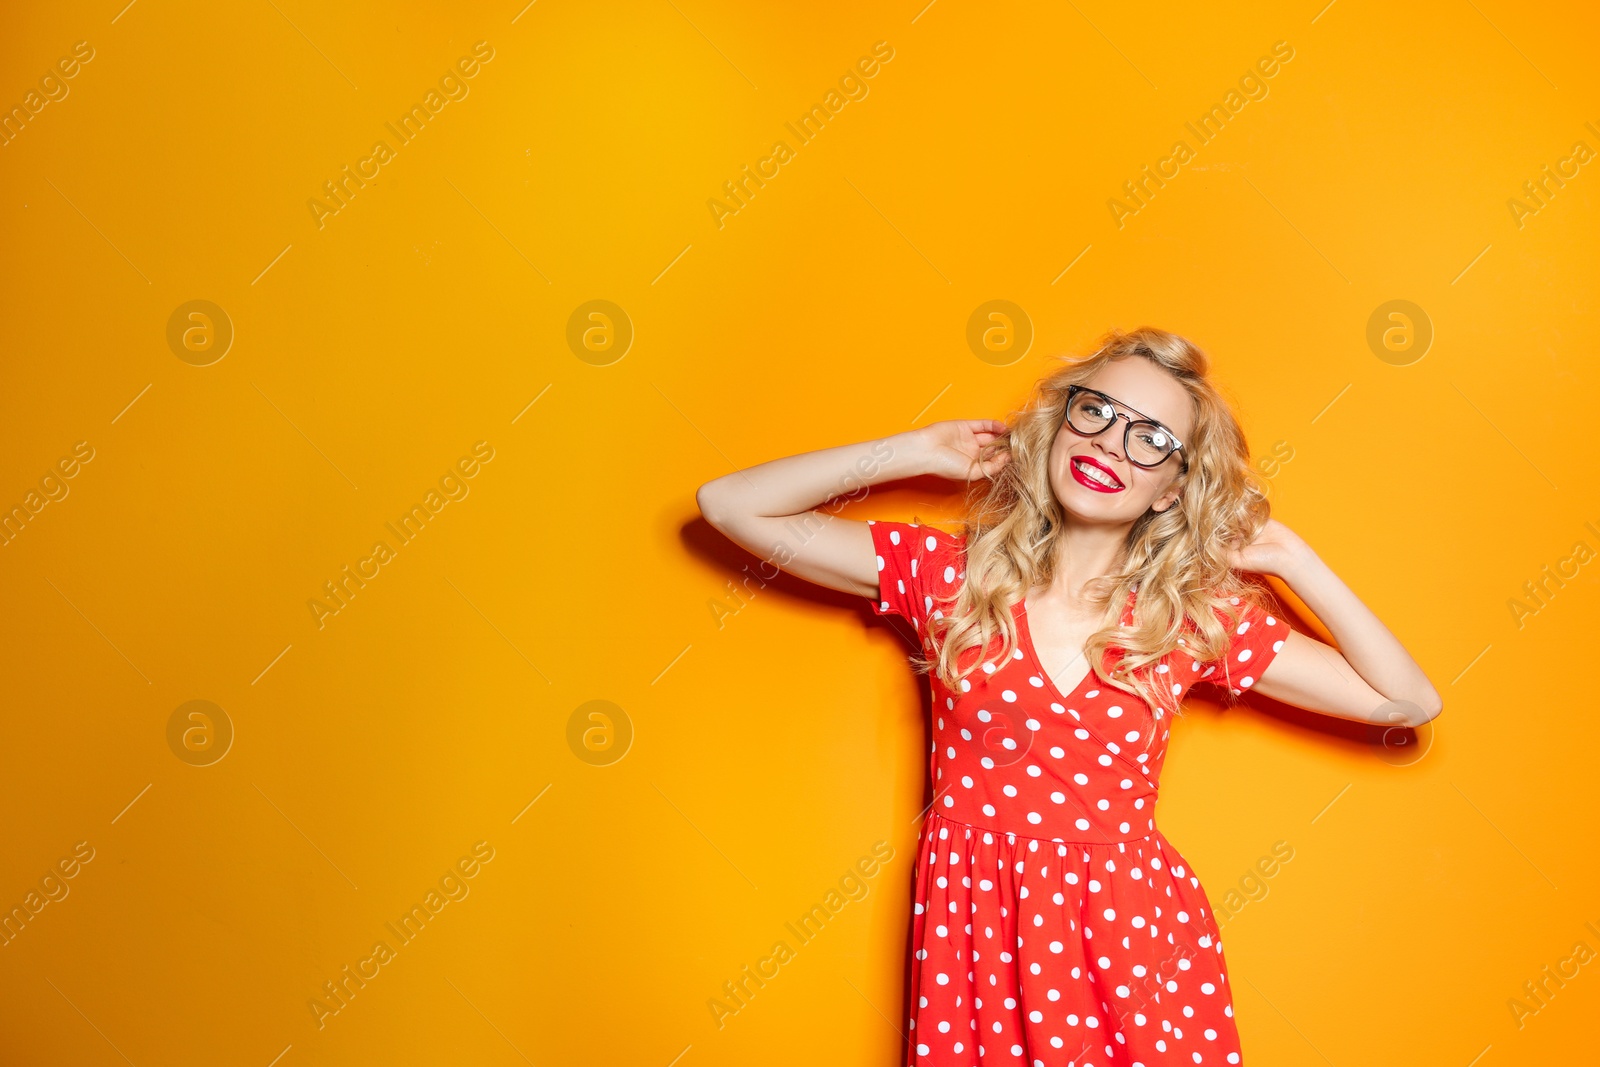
[923,810,1163,848]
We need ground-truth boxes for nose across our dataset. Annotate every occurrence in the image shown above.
[1093,420,1125,462]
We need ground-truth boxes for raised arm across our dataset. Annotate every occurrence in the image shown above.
[694,420,1009,600]
[1229,518,1444,728]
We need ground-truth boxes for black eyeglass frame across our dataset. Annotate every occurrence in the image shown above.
[1063,384,1188,471]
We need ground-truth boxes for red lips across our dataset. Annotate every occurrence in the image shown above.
[1069,453,1125,493]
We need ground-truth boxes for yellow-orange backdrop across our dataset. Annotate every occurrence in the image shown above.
[3,0,1598,1064]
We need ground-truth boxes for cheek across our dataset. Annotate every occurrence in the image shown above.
[1129,470,1166,505]
[1045,438,1075,496]
[1131,468,1180,510]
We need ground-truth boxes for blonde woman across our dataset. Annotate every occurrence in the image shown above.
[696,327,1440,1066]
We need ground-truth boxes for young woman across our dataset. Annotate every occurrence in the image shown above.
[696,327,1441,1066]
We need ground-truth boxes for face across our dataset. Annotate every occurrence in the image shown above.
[1048,358,1194,523]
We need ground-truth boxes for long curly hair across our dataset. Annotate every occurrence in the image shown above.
[914,326,1279,750]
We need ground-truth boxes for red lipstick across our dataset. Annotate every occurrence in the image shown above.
[1069,453,1125,493]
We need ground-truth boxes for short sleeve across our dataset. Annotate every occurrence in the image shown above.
[1197,594,1290,696]
[865,519,964,641]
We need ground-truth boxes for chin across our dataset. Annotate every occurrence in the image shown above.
[1057,486,1145,522]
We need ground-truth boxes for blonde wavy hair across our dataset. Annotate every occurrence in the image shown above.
[914,326,1279,749]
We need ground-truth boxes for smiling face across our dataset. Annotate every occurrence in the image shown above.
[1048,357,1195,524]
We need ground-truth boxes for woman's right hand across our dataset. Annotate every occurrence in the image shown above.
[912,419,1012,482]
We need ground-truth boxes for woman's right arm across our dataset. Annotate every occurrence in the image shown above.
[694,420,1009,600]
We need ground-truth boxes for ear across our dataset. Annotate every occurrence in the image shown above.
[1153,490,1180,514]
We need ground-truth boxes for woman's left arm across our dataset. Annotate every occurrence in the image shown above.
[1232,518,1443,728]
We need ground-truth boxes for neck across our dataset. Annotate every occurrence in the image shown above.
[1041,515,1134,601]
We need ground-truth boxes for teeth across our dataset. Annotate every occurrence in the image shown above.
[1075,458,1120,488]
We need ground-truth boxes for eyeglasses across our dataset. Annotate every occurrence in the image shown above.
[1063,384,1187,470]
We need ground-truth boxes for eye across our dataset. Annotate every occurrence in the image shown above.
[1072,395,1106,418]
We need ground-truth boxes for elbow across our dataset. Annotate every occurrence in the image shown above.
[695,480,726,530]
[1413,688,1444,725]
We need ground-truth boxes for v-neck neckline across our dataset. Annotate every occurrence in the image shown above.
[1015,592,1160,780]
[1015,596,1096,706]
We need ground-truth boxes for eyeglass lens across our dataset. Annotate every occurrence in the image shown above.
[1065,390,1179,467]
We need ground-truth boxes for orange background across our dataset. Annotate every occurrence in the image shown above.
[3,1,1599,1064]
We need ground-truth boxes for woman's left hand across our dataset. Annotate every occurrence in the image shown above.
[1226,517,1312,578]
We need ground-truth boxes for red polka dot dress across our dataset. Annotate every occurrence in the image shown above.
[866,520,1289,1067]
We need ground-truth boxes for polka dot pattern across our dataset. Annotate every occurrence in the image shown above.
[868,520,1288,1065]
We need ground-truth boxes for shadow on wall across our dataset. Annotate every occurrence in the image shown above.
[683,488,1425,762]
